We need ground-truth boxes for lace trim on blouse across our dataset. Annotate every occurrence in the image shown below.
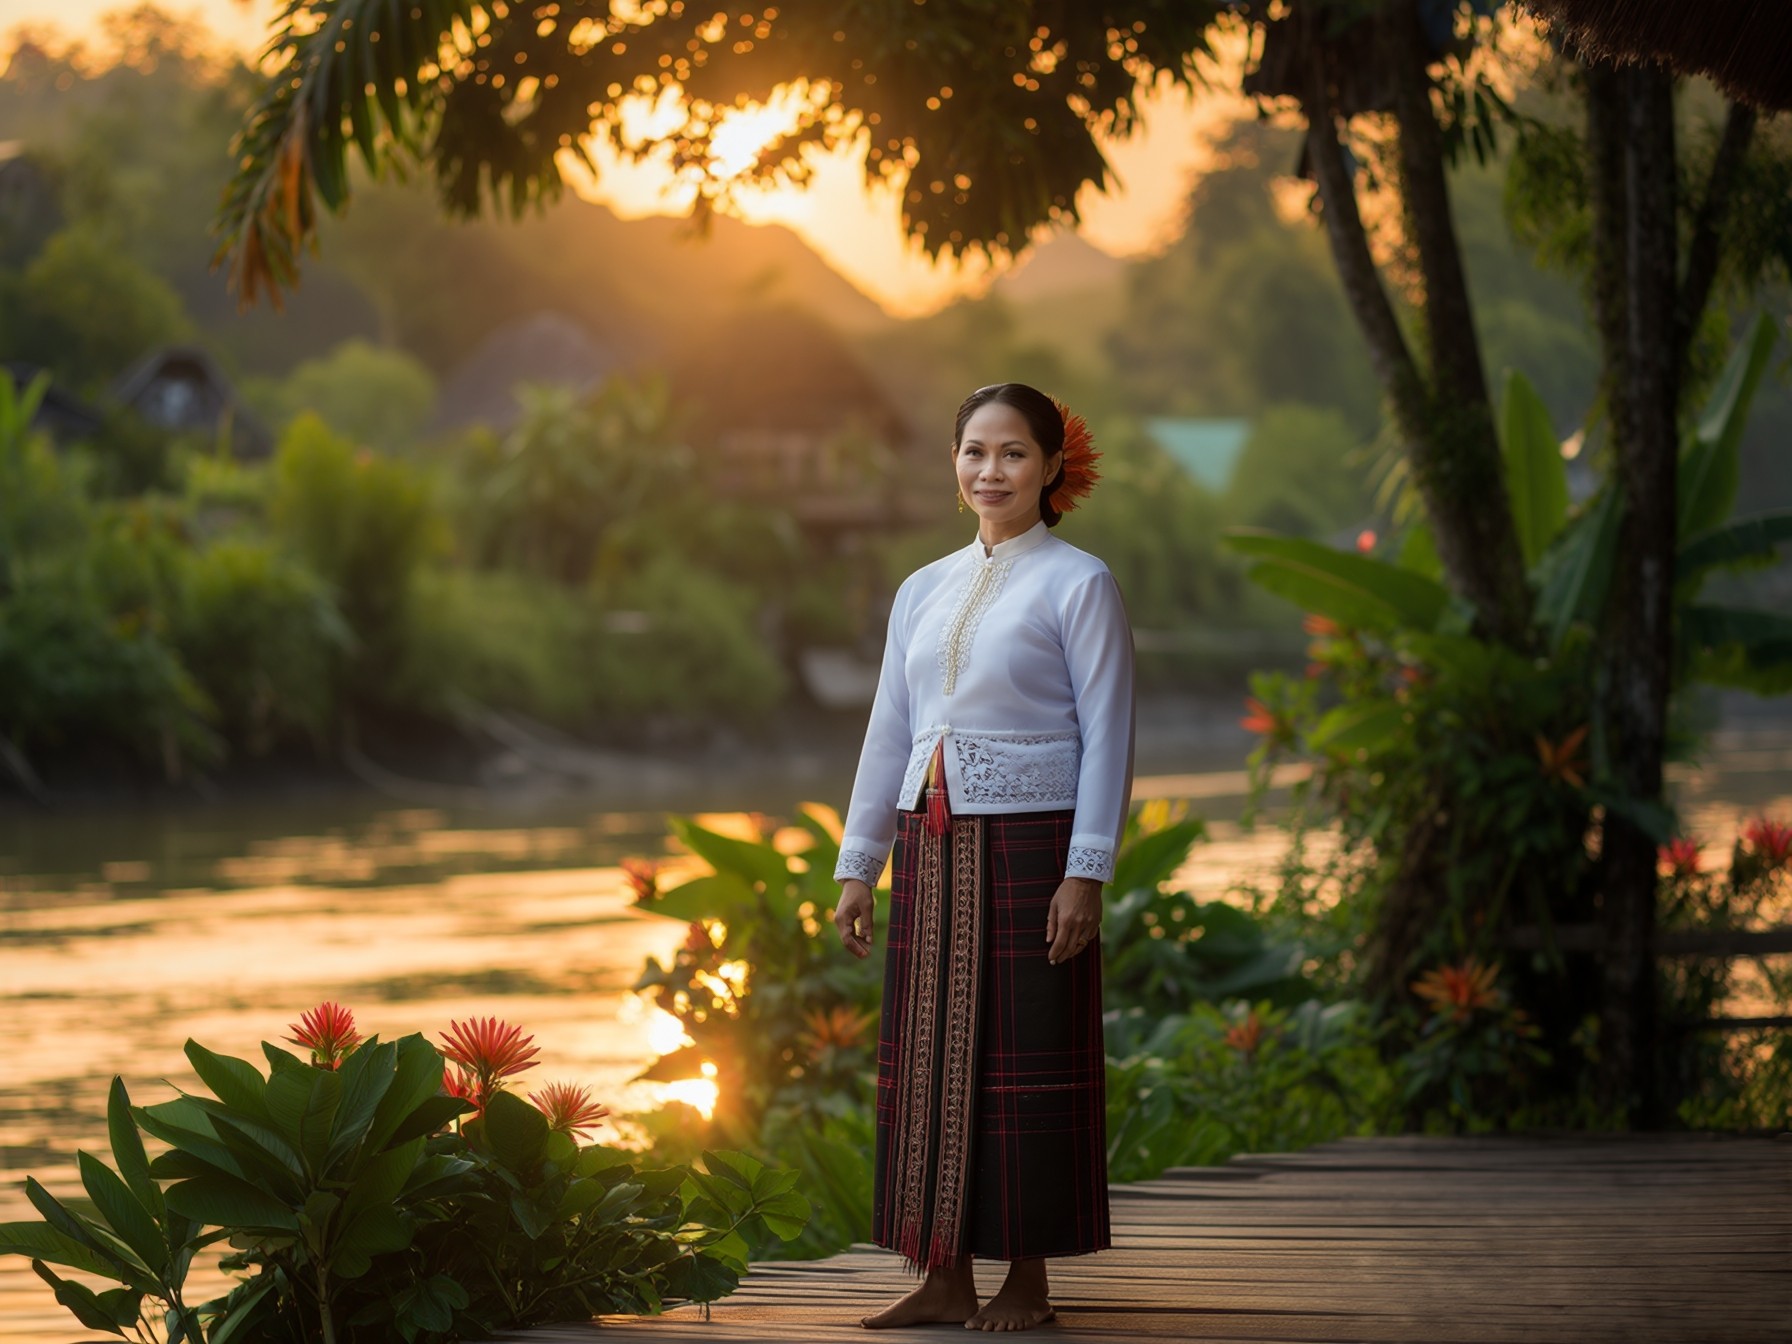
[1065,844,1115,883]
[834,848,887,886]
[897,727,1083,811]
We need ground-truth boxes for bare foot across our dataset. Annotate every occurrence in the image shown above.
[861,1264,978,1329]
[965,1260,1053,1332]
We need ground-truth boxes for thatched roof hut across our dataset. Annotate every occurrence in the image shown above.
[1522,0,1792,110]
[668,307,913,536]
[429,311,622,435]
[110,346,273,458]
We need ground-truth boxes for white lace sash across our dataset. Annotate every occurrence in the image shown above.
[897,725,1082,812]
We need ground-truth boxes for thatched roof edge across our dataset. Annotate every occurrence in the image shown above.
[1522,0,1792,110]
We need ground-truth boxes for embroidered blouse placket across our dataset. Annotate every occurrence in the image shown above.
[834,519,1136,889]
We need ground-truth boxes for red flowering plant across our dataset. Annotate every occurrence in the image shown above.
[1401,957,1547,1126]
[627,807,883,1142]
[0,1003,808,1344]
[1220,328,1792,1130]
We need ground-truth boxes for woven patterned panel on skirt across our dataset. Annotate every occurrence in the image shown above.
[872,807,1110,1270]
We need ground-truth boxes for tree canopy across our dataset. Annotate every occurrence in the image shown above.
[219,0,1231,307]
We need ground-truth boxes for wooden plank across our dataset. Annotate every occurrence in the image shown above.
[499,1134,1792,1344]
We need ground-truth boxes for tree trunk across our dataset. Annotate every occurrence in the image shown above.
[1301,2,1532,649]
[1586,58,1679,1127]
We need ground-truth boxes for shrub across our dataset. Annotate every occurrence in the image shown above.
[0,1005,808,1343]
[269,415,444,704]
[589,555,785,727]
[172,539,350,755]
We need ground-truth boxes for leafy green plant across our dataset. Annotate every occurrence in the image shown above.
[1100,806,1312,1019]
[630,808,882,1138]
[0,1004,809,1343]
[1104,998,1396,1182]
[1397,957,1551,1126]
[1217,316,1792,1127]
[0,1077,217,1343]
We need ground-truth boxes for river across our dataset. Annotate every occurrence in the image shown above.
[2,727,1788,1340]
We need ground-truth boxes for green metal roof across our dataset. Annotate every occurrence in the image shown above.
[1146,417,1251,492]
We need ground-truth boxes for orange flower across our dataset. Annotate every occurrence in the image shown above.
[1536,724,1589,788]
[529,1081,611,1140]
[1411,959,1503,1022]
[798,1004,876,1061]
[1741,816,1792,871]
[1240,696,1282,736]
[1657,836,1701,879]
[1355,529,1377,554]
[1046,400,1102,514]
[1303,614,1341,638]
[1224,1009,1263,1055]
[621,858,661,904]
[286,1001,361,1070]
[442,1064,487,1118]
[437,1017,540,1090]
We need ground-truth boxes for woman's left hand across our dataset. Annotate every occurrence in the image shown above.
[1045,877,1103,965]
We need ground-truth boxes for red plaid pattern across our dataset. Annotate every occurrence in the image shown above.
[872,808,1111,1268]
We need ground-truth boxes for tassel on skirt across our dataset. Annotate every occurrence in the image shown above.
[871,805,1110,1271]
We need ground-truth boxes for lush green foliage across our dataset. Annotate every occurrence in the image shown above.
[0,1008,808,1342]
[1223,319,1792,1125]
[245,340,438,456]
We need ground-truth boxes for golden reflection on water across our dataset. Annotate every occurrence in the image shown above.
[0,746,1785,1341]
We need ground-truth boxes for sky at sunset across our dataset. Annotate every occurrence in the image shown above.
[0,0,1254,314]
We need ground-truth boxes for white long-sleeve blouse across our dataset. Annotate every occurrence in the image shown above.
[833,519,1136,887]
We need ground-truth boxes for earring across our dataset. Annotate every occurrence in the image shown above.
[957,492,967,513]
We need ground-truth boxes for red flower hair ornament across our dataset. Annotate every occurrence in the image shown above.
[1048,399,1101,514]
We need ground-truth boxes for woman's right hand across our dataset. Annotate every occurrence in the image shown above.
[834,880,875,959]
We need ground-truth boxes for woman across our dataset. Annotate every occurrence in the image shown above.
[832,383,1135,1333]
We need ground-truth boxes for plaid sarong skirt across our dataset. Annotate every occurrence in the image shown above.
[871,807,1111,1271]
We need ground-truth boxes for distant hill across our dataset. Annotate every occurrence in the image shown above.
[990,232,1127,303]
[183,185,894,378]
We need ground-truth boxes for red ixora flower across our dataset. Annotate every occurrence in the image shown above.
[1240,695,1283,736]
[1411,959,1504,1023]
[1657,836,1702,879]
[529,1082,611,1141]
[621,858,661,904]
[286,1001,362,1070]
[437,1017,540,1090]
[1224,1009,1264,1055]
[1741,816,1792,872]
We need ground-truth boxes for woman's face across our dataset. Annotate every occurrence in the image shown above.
[954,401,1062,539]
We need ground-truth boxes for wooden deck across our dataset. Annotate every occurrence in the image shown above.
[499,1133,1791,1344]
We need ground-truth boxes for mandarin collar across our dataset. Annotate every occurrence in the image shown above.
[970,519,1052,563]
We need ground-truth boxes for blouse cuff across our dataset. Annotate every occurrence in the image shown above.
[1065,843,1114,884]
[834,847,887,887]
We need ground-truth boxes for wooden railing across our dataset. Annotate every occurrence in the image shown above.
[1505,922,1792,1032]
